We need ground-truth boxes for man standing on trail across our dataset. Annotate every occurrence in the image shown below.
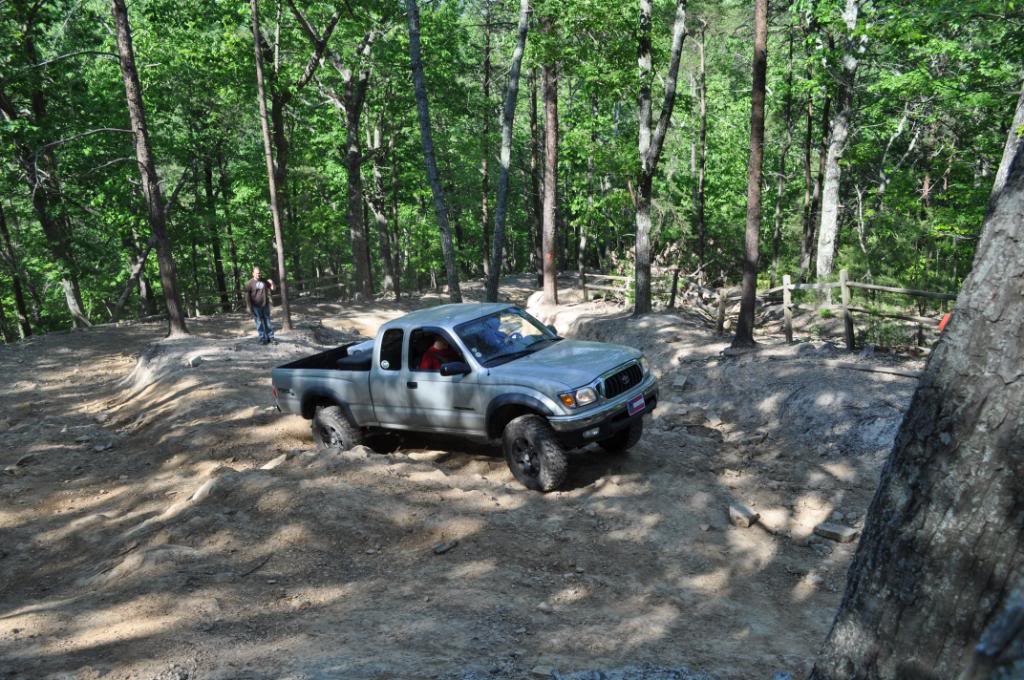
[244,266,276,345]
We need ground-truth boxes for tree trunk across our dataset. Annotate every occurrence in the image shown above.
[693,20,707,272]
[990,79,1024,208]
[809,127,1024,680]
[217,153,242,303]
[542,53,559,305]
[406,0,462,302]
[251,0,293,330]
[529,68,544,286]
[731,0,767,349]
[111,0,188,336]
[203,159,230,312]
[485,0,531,302]
[0,203,32,338]
[346,98,372,299]
[367,122,399,298]
[770,26,795,289]
[816,0,861,286]
[634,0,688,316]
[801,93,831,281]
[481,18,492,279]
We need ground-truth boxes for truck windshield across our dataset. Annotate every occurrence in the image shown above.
[455,308,559,366]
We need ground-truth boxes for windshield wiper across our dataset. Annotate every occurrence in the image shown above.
[483,349,534,367]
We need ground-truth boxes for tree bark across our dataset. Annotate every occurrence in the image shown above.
[251,0,293,330]
[216,151,241,303]
[0,202,31,337]
[801,92,831,281]
[810,123,1024,680]
[481,16,492,279]
[405,0,462,302]
[111,0,188,336]
[542,51,559,306]
[990,78,1024,209]
[484,0,531,302]
[203,159,230,312]
[529,68,544,285]
[770,25,795,289]
[367,121,399,299]
[693,20,708,273]
[731,0,767,349]
[816,0,861,286]
[634,0,687,316]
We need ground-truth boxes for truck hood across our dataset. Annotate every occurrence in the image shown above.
[489,339,641,389]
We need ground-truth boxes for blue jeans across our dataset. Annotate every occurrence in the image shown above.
[252,305,274,342]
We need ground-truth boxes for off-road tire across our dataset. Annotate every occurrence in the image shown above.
[598,419,643,455]
[312,405,363,450]
[502,415,568,492]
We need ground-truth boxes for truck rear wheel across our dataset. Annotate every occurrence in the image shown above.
[312,405,363,451]
[502,415,568,492]
[598,419,643,454]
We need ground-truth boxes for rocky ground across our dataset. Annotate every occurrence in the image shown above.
[0,278,924,679]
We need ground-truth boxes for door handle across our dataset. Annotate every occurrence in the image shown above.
[407,381,418,389]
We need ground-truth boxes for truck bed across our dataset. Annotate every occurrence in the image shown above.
[277,342,371,371]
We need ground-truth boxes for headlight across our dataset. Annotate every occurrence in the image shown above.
[639,356,650,375]
[559,385,598,408]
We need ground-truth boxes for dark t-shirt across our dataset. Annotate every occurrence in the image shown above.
[244,277,272,308]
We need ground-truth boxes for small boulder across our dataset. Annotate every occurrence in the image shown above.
[260,453,289,470]
[432,540,458,555]
[814,522,859,543]
[728,503,760,528]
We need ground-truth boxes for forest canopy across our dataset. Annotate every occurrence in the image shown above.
[1,0,1021,338]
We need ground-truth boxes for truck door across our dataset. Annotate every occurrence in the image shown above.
[370,328,409,426]
[405,327,485,433]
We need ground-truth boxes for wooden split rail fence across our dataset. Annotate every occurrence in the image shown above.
[575,268,956,351]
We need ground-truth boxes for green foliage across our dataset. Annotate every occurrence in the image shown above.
[0,0,1019,339]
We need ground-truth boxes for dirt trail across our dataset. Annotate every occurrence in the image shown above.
[0,279,922,679]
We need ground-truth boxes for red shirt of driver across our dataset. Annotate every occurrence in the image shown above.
[419,345,460,370]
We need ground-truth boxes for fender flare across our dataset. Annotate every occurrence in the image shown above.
[485,394,555,439]
[300,390,358,426]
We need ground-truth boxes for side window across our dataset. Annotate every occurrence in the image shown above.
[379,329,403,371]
[410,328,463,372]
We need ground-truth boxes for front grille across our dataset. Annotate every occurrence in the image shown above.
[603,363,643,399]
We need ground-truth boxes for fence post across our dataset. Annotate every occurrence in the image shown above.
[716,288,726,336]
[840,268,855,351]
[782,274,793,343]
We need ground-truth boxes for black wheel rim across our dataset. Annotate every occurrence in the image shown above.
[318,424,341,447]
[512,437,540,479]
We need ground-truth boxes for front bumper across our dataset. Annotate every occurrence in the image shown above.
[547,374,658,448]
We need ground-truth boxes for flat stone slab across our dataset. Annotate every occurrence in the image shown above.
[728,503,760,528]
[814,522,860,543]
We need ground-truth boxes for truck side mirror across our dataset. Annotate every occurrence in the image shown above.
[546,324,558,336]
[440,361,471,377]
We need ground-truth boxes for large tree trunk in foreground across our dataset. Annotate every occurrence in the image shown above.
[731,0,767,348]
[541,55,559,306]
[485,0,531,302]
[810,142,1024,679]
[111,0,188,336]
[406,0,461,303]
[251,0,293,330]
[634,0,687,316]
[815,0,861,287]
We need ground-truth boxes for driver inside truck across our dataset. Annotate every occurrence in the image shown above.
[418,335,462,371]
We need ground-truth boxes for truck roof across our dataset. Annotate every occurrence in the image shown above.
[381,302,514,330]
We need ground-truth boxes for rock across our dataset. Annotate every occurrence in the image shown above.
[95,413,109,424]
[531,666,555,678]
[673,375,688,390]
[432,540,458,555]
[814,522,860,543]
[93,442,113,452]
[260,453,289,470]
[187,355,204,368]
[772,673,795,680]
[515,627,527,634]
[537,601,553,613]
[830,510,845,522]
[728,503,759,528]
[699,523,712,532]
[13,453,35,467]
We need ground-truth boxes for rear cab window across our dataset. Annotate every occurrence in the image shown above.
[379,328,403,371]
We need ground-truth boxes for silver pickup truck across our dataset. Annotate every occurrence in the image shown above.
[271,303,657,491]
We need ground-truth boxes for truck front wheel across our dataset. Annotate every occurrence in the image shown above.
[502,415,568,492]
[312,405,363,451]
